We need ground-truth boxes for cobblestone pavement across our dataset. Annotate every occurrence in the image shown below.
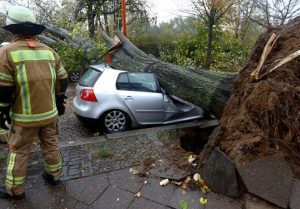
[58,84,95,143]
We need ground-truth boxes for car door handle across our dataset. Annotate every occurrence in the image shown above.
[125,96,133,101]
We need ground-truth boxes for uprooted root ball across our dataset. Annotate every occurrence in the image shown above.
[212,17,300,177]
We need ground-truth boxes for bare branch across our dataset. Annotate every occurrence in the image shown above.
[34,1,53,21]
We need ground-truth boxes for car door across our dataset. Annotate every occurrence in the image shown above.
[116,72,164,124]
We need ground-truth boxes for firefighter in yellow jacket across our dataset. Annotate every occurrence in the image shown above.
[0,6,68,199]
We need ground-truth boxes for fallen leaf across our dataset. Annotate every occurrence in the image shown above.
[187,155,196,163]
[159,179,169,186]
[179,200,189,209]
[181,176,191,189]
[193,173,201,181]
[203,185,211,193]
[129,168,139,175]
[198,178,204,184]
[183,176,191,184]
[199,197,207,205]
[135,192,141,198]
[171,180,182,186]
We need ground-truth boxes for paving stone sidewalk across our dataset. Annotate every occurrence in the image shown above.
[0,125,243,209]
[0,167,243,209]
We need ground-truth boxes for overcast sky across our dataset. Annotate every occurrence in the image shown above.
[147,0,193,23]
[0,0,193,24]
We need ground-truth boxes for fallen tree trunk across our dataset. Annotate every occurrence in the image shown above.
[103,31,236,118]
[37,23,96,50]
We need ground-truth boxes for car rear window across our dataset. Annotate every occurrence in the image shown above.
[79,67,102,87]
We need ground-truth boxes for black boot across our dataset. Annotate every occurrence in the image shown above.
[42,171,61,186]
[0,186,25,200]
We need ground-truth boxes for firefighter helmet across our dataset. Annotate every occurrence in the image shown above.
[2,6,45,35]
[5,6,36,26]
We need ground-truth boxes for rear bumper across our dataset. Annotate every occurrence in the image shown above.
[73,97,102,119]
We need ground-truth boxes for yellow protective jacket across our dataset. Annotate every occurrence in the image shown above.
[0,36,68,127]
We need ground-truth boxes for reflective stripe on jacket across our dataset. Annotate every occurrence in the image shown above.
[0,36,68,127]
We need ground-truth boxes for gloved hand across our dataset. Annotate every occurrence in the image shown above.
[56,95,67,116]
[0,106,11,130]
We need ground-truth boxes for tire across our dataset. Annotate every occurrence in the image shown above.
[69,71,80,83]
[101,110,129,133]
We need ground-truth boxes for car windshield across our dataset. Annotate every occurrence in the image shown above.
[79,67,102,87]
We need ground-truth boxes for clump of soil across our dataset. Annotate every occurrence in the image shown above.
[214,17,300,177]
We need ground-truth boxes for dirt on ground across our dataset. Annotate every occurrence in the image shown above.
[212,17,300,177]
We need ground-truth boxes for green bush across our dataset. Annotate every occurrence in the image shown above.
[53,42,106,73]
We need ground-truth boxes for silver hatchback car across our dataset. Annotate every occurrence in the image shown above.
[73,64,204,133]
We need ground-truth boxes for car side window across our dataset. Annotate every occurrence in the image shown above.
[128,73,157,92]
[116,73,130,90]
[116,72,158,92]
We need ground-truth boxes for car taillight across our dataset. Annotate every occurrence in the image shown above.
[80,89,98,102]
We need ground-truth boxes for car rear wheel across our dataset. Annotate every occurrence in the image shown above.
[101,110,129,133]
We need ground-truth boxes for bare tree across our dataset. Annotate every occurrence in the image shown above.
[70,0,151,38]
[246,0,300,28]
[2,0,151,38]
[191,0,236,69]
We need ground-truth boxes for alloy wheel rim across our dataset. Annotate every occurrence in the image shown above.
[70,72,80,82]
[104,111,126,132]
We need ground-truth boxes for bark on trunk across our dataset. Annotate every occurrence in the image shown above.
[205,23,213,69]
[87,3,96,38]
[104,31,236,118]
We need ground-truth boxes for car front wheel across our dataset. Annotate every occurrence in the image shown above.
[101,110,129,133]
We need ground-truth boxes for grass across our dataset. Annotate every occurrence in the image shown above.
[139,138,150,145]
[132,159,141,165]
[156,131,170,143]
[95,149,112,158]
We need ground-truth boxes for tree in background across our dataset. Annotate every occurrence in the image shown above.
[191,0,236,69]
[3,0,151,38]
[0,0,152,73]
[246,0,300,28]
[69,0,151,38]
[129,17,185,58]
[0,15,12,42]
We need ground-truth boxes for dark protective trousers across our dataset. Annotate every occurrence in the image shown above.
[5,119,61,196]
